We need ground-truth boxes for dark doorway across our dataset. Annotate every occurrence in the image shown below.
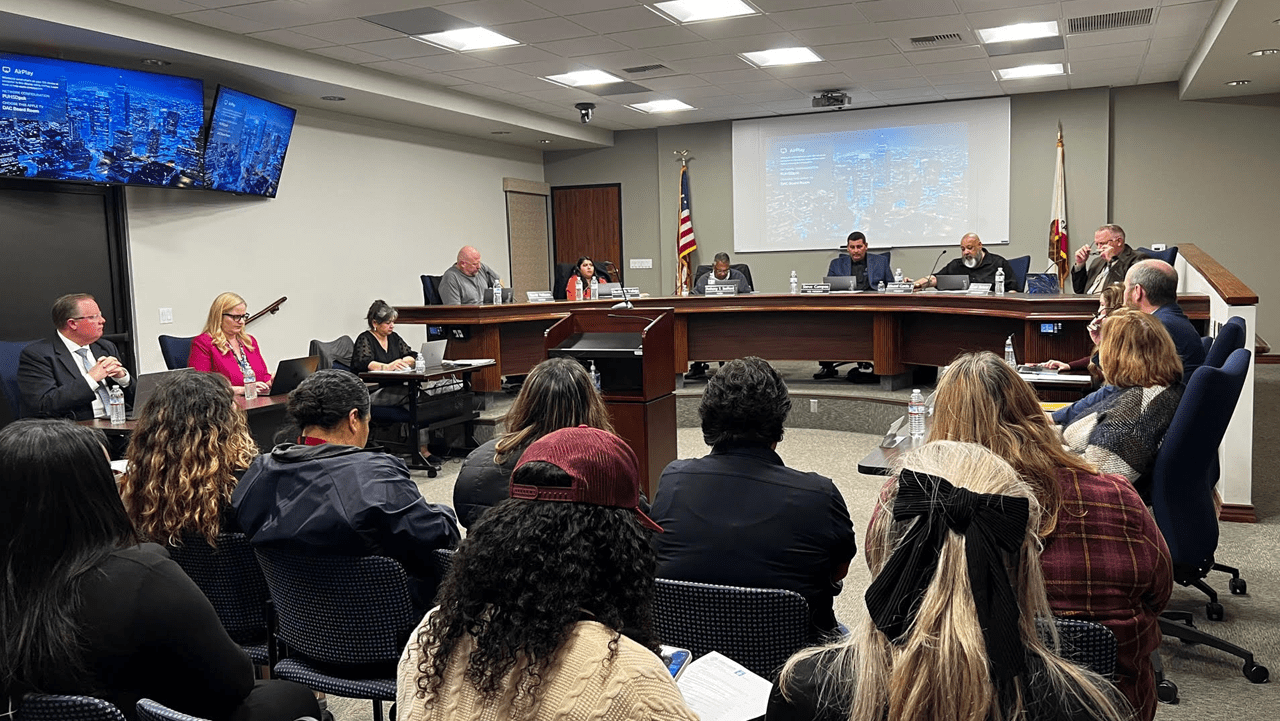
[551,184,623,286]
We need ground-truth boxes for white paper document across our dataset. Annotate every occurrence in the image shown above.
[676,652,771,721]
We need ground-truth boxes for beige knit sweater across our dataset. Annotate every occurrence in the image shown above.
[396,619,700,721]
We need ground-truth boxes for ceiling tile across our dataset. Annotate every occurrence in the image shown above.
[873,86,945,100]
[448,65,534,84]
[914,57,992,75]
[669,84,738,99]
[1060,0,1151,16]
[829,54,912,73]
[861,76,934,90]
[956,0,1054,11]
[402,52,495,72]
[529,0,634,13]
[541,35,632,56]
[687,15,785,41]
[247,28,334,50]
[921,69,997,84]
[1144,48,1193,65]
[763,61,844,78]
[436,0,555,26]
[215,1,343,29]
[646,41,724,61]
[1138,66,1181,83]
[569,50,665,72]
[987,48,1065,69]
[419,72,473,86]
[965,4,1061,29]
[360,7,474,36]
[719,78,792,93]
[783,73,861,92]
[607,25,703,49]
[818,39,901,60]
[569,6,670,34]
[843,65,924,82]
[1139,60,1186,75]
[736,88,809,102]
[1152,1,1216,38]
[712,33,804,54]
[1000,75,1070,92]
[310,45,391,64]
[456,83,516,99]
[152,0,244,7]
[932,79,1000,93]
[1069,70,1138,88]
[110,0,203,13]
[521,86,606,102]
[769,4,870,31]
[664,54,754,73]
[1147,33,1199,53]
[290,19,405,44]
[1065,27,1154,49]
[348,37,446,60]
[758,98,822,111]
[1068,56,1141,72]
[175,9,275,34]
[858,0,961,23]
[943,89,999,99]
[904,44,988,64]
[638,74,711,90]
[696,67,772,84]
[494,17,595,43]
[1067,41,1147,60]
[507,59,592,76]
[793,25,887,47]
[466,45,563,65]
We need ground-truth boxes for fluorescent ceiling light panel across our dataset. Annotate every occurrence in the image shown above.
[630,99,696,113]
[740,47,822,67]
[545,70,625,87]
[652,0,756,23]
[996,63,1064,80]
[413,27,519,52]
[976,21,1060,44]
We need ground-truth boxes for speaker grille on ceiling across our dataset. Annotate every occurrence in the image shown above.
[622,64,670,74]
[910,33,962,48]
[1067,8,1154,34]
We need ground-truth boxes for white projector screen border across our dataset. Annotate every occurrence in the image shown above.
[732,97,1011,253]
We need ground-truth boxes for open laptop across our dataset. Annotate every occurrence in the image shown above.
[934,275,971,291]
[482,287,514,304]
[126,368,193,419]
[419,339,471,371]
[823,275,862,291]
[267,356,319,396]
[597,281,622,297]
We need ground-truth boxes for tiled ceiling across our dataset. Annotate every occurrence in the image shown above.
[3,1,1274,147]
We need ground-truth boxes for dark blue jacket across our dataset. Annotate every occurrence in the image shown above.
[827,253,894,289]
[1153,303,1205,381]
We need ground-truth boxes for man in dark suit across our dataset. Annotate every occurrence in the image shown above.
[18,293,134,421]
[814,231,895,380]
[1124,260,1206,381]
[1072,224,1147,294]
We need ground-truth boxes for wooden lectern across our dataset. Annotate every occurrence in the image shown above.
[545,308,676,499]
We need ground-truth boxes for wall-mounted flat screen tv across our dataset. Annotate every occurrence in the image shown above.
[0,52,205,187]
[203,86,296,198]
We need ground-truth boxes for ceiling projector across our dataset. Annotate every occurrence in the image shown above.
[812,91,851,108]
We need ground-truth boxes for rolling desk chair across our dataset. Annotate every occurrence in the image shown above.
[419,275,443,306]
[1008,255,1031,292]
[1,339,35,424]
[158,335,194,370]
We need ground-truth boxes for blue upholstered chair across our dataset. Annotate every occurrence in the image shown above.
[1048,617,1117,679]
[167,532,272,667]
[652,578,810,678]
[1008,255,1031,292]
[1138,246,1179,266]
[1205,316,1246,370]
[136,699,209,721]
[420,274,443,305]
[1,339,36,423]
[158,335,194,370]
[15,695,126,721]
[254,548,419,721]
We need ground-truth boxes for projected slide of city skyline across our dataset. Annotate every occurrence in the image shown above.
[204,86,296,198]
[0,52,205,187]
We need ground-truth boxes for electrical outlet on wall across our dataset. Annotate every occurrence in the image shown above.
[810,399,818,412]
[159,308,173,324]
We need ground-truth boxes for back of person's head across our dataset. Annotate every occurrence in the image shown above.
[1100,282,1126,314]
[494,357,614,463]
[930,352,1094,536]
[0,419,136,696]
[51,293,94,330]
[280,369,372,444]
[1098,307,1182,388]
[700,356,789,448]
[779,441,1128,721]
[366,299,397,329]
[1129,259,1178,308]
[121,372,257,547]
[414,426,658,718]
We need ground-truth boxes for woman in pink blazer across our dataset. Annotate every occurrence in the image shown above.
[189,292,272,396]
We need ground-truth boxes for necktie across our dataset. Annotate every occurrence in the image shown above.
[1086,260,1110,294]
[76,347,113,416]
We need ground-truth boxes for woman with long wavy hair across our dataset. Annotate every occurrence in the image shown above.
[452,356,615,529]
[120,371,257,546]
[0,419,317,721]
[769,441,1132,721]
[398,426,695,721]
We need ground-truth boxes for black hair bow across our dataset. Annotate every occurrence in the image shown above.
[864,468,1030,680]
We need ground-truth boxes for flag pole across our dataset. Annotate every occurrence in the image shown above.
[674,149,695,296]
[1050,122,1069,291]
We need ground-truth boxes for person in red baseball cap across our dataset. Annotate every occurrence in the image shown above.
[397,426,693,721]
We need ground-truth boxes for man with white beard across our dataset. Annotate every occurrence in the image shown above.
[912,232,1019,291]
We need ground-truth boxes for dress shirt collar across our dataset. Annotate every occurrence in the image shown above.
[58,329,91,356]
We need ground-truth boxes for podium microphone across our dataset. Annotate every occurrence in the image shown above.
[923,249,947,285]
[611,284,633,310]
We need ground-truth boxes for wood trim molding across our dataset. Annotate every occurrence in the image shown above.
[1220,503,1257,523]
[1256,354,1280,365]
[503,178,550,196]
[1179,243,1258,305]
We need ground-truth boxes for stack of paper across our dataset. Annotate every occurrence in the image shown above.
[676,652,771,721]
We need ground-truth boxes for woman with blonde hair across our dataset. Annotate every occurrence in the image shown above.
[452,357,615,529]
[1041,282,1126,384]
[120,371,257,546]
[930,352,1171,720]
[768,441,1132,721]
[189,292,272,396]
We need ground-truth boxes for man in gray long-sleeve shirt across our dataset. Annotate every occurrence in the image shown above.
[439,245,501,305]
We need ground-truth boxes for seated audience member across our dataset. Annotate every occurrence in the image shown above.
[768,441,1131,721]
[652,357,857,639]
[1052,308,1183,500]
[912,232,1018,290]
[189,292,272,397]
[18,292,134,421]
[1072,224,1146,295]
[929,352,1172,720]
[1124,259,1205,380]
[120,372,257,545]
[232,370,460,610]
[1041,282,1126,384]
[398,426,695,721]
[0,419,318,721]
[453,357,614,530]
[565,256,600,300]
[693,252,753,294]
[440,245,501,305]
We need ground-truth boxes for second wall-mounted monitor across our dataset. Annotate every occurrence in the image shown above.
[203,86,297,198]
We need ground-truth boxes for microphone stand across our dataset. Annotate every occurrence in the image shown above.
[921,249,947,288]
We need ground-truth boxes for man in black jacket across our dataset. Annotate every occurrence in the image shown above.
[18,293,134,421]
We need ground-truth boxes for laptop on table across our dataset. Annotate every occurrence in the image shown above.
[126,368,193,419]
[824,276,863,291]
[934,275,971,291]
[267,356,319,396]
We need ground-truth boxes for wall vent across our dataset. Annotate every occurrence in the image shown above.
[623,64,670,74]
[910,33,963,48]
[1067,8,1154,34]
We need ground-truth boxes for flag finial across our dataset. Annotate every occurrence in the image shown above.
[674,149,690,166]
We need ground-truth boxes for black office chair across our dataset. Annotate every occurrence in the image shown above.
[1047,617,1117,679]
[15,695,127,721]
[309,336,354,372]
[1138,246,1179,266]
[552,262,575,300]
[167,532,273,667]
[420,274,443,305]
[158,335,194,370]
[1,339,35,425]
[136,699,210,721]
[1008,255,1031,292]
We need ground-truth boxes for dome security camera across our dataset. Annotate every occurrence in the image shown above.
[575,102,595,124]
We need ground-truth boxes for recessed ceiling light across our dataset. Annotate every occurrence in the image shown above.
[140,58,170,66]
[651,0,756,23]
[740,47,822,68]
[320,95,346,101]
[1248,49,1280,56]
[996,63,1065,80]
[539,139,553,144]
[491,131,512,135]
[1224,79,1251,86]
[413,27,519,52]
[629,99,696,113]
[544,70,624,87]
[976,21,1059,44]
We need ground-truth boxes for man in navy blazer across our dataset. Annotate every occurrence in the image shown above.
[18,293,134,421]
[1123,260,1205,381]
[826,231,894,289]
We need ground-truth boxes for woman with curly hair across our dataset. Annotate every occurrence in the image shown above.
[397,426,695,721]
[120,371,257,545]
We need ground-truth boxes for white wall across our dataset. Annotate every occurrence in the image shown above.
[126,108,543,373]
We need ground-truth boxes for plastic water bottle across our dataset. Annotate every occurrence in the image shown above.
[877,280,886,293]
[908,389,926,439]
[576,276,585,301]
[108,385,125,425]
[995,267,1006,296]
[589,361,601,391]
[415,354,426,374]
[789,270,799,295]
[492,279,503,305]
[589,276,598,300]
[1004,334,1017,367]
[243,365,257,400]
[894,267,904,283]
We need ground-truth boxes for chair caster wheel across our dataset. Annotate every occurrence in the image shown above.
[1207,602,1225,621]
[1243,662,1269,684]
[1230,577,1247,595]
[1156,679,1179,704]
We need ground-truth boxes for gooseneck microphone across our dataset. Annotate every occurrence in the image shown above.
[923,249,947,286]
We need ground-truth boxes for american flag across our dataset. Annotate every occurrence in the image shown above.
[677,163,697,293]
